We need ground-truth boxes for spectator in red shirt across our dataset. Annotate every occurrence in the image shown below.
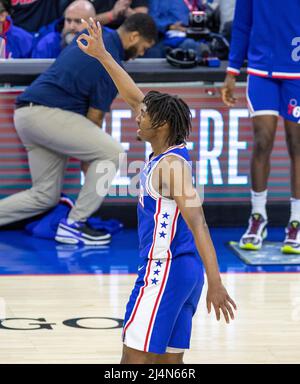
[0,1,33,58]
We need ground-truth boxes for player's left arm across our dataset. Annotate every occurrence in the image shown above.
[77,18,144,115]
[160,156,237,323]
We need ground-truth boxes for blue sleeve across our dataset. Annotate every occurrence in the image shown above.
[89,71,117,112]
[228,0,253,74]
[6,26,33,58]
[31,32,61,58]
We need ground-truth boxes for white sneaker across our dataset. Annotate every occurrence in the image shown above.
[281,221,300,255]
[55,218,111,246]
[239,213,268,250]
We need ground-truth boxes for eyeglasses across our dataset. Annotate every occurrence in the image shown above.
[65,17,82,25]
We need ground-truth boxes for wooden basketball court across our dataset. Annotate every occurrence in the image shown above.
[1,273,299,364]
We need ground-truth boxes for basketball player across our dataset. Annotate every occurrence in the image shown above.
[77,18,237,364]
[222,0,300,254]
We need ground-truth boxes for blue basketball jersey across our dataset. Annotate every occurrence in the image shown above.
[123,144,204,353]
[137,144,197,260]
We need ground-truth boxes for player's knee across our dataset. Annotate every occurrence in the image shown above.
[252,119,276,155]
[121,354,153,364]
[121,345,156,364]
[155,352,184,364]
[286,135,300,157]
[253,135,274,155]
[121,353,154,364]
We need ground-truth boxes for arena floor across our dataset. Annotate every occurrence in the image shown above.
[0,228,300,364]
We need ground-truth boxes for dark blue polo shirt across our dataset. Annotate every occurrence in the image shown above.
[17,28,125,115]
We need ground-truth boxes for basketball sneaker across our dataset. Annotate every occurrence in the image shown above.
[239,213,268,250]
[55,218,111,245]
[281,221,300,255]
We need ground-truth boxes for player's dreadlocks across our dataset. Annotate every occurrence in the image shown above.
[143,91,192,146]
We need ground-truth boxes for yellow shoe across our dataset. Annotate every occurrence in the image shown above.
[281,221,300,255]
[239,213,268,251]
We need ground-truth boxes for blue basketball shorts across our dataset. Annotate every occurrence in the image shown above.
[122,254,204,354]
[247,75,300,123]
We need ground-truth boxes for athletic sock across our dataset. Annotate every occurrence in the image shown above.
[289,198,300,223]
[66,217,84,227]
[66,217,76,225]
[251,189,268,220]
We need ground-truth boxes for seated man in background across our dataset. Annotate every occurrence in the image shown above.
[0,1,33,58]
[32,0,96,58]
[0,14,156,245]
[91,0,148,30]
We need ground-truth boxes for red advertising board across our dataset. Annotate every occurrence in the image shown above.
[0,84,290,203]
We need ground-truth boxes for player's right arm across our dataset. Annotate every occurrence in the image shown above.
[221,0,253,106]
[77,18,144,115]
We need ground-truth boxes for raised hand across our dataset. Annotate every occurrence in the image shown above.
[77,18,107,60]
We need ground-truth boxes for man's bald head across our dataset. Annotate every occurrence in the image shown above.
[63,0,96,45]
[66,0,96,18]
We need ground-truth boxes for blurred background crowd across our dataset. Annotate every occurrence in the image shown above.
[0,0,235,60]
